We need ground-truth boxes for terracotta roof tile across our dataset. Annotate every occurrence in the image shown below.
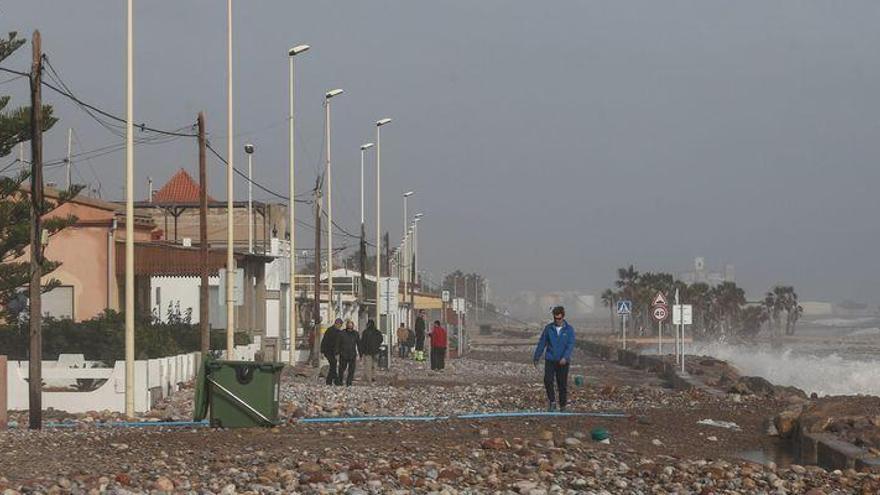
[152,168,215,205]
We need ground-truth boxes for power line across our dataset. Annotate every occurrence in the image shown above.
[204,141,311,204]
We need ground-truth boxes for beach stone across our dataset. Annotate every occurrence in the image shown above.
[153,476,174,492]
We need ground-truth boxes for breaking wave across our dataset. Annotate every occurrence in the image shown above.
[692,343,880,397]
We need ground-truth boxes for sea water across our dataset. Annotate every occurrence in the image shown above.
[692,318,880,397]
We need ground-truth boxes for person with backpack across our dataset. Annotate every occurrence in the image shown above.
[336,319,361,386]
[533,306,575,411]
[428,320,448,371]
[321,318,344,385]
[359,319,383,384]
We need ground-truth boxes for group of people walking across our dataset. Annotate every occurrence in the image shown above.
[317,304,574,412]
[319,310,450,386]
[319,318,384,386]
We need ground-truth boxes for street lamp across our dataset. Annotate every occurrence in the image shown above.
[224,0,236,359]
[413,213,424,286]
[124,0,135,418]
[402,191,414,326]
[288,43,309,364]
[325,88,343,324]
[359,143,374,226]
[375,118,392,337]
[244,143,254,253]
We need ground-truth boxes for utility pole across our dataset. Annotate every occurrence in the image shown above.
[28,30,43,430]
[65,128,72,190]
[198,112,209,357]
[311,182,322,367]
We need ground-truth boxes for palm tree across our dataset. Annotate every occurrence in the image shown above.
[600,288,617,334]
[688,282,712,338]
[711,282,745,339]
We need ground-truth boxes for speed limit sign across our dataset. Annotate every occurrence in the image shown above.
[652,305,669,322]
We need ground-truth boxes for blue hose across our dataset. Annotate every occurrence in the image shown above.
[299,415,449,423]
[299,410,629,424]
[14,410,628,429]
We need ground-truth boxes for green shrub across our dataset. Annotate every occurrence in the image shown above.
[0,310,251,361]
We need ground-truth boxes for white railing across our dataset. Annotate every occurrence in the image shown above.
[5,343,260,414]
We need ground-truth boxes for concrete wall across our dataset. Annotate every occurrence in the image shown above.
[151,276,202,323]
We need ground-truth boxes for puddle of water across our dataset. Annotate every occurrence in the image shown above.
[737,440,798,467]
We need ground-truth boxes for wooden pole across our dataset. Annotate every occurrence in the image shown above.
[0,355,8,430]
[198,112,209,357]
[28,30,43,430]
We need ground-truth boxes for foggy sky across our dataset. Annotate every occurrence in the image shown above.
[4,1,880,305]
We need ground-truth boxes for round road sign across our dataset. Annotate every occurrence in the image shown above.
[652,306,669,322]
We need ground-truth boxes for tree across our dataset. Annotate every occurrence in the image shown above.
[709,281,745,339]
[0,32,78,321]
[738,305,769,338]
[600,288,617,334]
[764,285,802,336]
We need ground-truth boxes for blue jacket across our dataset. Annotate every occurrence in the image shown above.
[533,321,575,363]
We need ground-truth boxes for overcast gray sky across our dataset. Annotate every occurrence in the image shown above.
[4,1,880,304]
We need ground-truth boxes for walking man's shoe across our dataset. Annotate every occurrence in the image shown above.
[547,402,557,412]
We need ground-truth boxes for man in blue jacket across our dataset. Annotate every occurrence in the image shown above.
[533,306,575,411]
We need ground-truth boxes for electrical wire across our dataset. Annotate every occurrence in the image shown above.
[204,141,311,204]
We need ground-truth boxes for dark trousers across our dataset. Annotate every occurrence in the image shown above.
[431,347,446,370]
[338,357,357,386]
[324,353,338,385]
[544,360,569,407]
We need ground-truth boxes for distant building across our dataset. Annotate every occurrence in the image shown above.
[679,257,734,285]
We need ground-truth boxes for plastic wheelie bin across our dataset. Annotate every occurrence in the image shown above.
[193,359,284,428]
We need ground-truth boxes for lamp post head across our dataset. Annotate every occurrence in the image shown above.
[376,118,392,127]
[244,143,255,154]
[360,142,375,151]
[289,44,311,56]
[414,213,424,219]
[325,88,344,99]
[403,191,414,198]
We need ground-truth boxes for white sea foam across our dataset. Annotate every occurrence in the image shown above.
[812,317,876,327]
[692,343,880,397]
[848,327,880,337]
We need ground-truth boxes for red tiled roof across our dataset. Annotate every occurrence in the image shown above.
[152,168,215,205]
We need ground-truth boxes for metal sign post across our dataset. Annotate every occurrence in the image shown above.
[616,300,632,350]
[672,303,692,373]
[652,299,668,355]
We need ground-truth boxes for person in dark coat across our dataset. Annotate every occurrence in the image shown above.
[359,319,383,384]
[321,318,343,385]
[336,320,361,386]
[414,310,427,361]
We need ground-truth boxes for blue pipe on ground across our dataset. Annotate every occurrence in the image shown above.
[16,410,628,429]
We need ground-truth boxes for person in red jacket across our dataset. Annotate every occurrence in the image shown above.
[428,320,448,371]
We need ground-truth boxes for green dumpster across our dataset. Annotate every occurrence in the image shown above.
[194,359,284,428]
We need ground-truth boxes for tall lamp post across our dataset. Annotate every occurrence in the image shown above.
[288,44,309,365]
[413,213,424,287]
[402,191,414,327]
[225,0,235,359]
[244,143,254,253]
[324,89,343,324]
[375,118,392,339]
[359,142,374,320]
[124,0,135,417]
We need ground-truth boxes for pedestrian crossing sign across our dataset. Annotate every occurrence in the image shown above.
[616,300,632,315]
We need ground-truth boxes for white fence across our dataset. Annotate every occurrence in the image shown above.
[5,344,259,414]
